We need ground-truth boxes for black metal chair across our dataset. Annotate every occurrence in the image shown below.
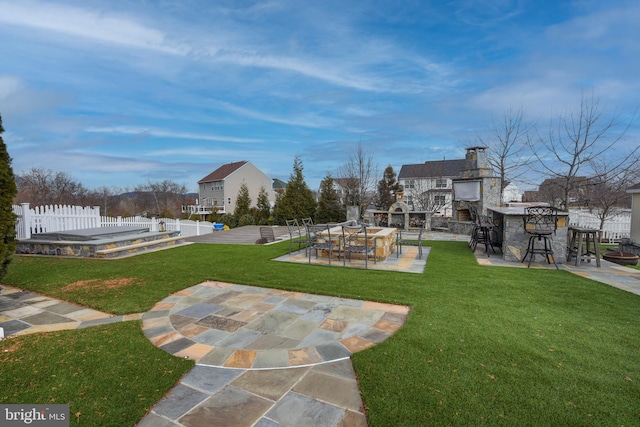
[307,224,338,265]
[396,226,425,259]
[285,219,305,254]
[522,206,559,269]
[342,224,376,268]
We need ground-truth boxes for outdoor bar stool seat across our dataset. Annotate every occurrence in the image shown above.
[567,226,601,267]
[396,225,425,259]
[473,214,498,257]
[342,224,376,268]
[522,206,559,269]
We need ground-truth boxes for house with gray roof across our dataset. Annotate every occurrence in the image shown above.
[189,161,275,215]
[398,159,467,215]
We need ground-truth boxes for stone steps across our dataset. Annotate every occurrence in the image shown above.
[94,235,188,258]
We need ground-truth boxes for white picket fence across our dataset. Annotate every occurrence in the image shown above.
[12,204,216,239]
[568,208,631,243]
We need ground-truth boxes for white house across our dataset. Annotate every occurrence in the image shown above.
[187,161,275,215]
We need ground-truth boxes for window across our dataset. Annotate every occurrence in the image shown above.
[228,198,231,204]
[435,179,447,188]
[404,180,415,189]
[212,181,223,191]
[434,195,446,205]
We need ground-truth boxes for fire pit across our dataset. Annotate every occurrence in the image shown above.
[602,251,639,266]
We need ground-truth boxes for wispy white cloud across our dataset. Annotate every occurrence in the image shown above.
[85,126,263,144]
[0,1,184,55]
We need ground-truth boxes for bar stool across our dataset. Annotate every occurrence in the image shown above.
[567,227,601,267]
[522,206,559,269]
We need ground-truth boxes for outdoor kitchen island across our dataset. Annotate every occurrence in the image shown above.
[488,206,570,264]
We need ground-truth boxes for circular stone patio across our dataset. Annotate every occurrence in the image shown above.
[141,281,409,369]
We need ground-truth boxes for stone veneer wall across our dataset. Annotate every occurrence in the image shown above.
[499,215,568,263]
[619,238,640,256]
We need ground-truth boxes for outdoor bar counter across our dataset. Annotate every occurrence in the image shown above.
[488,206,570,263]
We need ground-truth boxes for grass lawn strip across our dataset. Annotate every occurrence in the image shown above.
[0,321,193,427]
[2,240,640,426]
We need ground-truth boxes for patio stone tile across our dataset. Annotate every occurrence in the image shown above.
[372,318,403,334]
[178,324,209,339]
[297,329,340,348]
[223,293,268,309]
[229,309,264,323]
[65,309,111,322]
[251,349,289,369]
[181,365,242,394]
[223,349,257,368]
[160,337,196,354]
[175,343,215,360]
[45,302,84,315]
[342,323,370,338]
[362,301,410,315]
[150,331,181,346]
[2,306,42,319]
[288,347,322,366]
[276,299,316,314]
[380,310,409,324]
[216,328,261,349]
[0,300,22,311]
[143,323,174,339]
[20,312,75,325]
[179,386,272,427]
[360,328,390,344]
[206,290,242,304]
[78,316,124,328]
[315,342,351,362]
[142,309,171,320]
[191,328,230,345]
[152,384,209,421]
[293,370,362,412]
[279,319,318,340]
[198,346,235,366]
[175,302,223,320]
[319,318,348,333]
[312,359,356,380]
[170,314,197,330]
[135,412,180,427]
[253,418,282,427]
[196,315,246,332]
[230,367,309,401]
[265,392,345,427]
[244,311,298,335]
[337,410,368,427]
[0,319,32,335]
[246,334,300,350]
[262,296,287,304]
[340,336,374,353]
[329,306,384,325]
[152,302,175,311]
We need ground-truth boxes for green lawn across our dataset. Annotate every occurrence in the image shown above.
[2,240,639,426]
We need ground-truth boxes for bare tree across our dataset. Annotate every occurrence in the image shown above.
[136,180,189,217]
[337,142,379,217]
[15,167,88,206]
[478,106,532,200]
[531,91,639,210]
[584,159,638,231]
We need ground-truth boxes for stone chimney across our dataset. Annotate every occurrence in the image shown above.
[463,146,492,179]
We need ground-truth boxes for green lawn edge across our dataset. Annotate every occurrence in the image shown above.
[2,239,640,426]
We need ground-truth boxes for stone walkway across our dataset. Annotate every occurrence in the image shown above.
[138,281,409,426]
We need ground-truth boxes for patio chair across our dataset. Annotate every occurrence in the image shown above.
[396,225,425,259]
[285,219,305,254]
[472,214,498,257]
[521,206,559,269]
[307,224,338,265]
[301,217,314,228]
[342,224,376,268]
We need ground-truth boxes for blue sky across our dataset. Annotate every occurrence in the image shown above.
[1,0,638,193]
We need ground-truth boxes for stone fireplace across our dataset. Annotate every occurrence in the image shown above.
[452,146,501,221]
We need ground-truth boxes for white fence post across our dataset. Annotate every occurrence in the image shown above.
[20,203,30,239]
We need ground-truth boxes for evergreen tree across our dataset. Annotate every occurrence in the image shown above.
[255,186,272,225]
[273,156,316,224]
[377,165,400,210]
[234,182,251,218]
[0,115,17,280]
[315,174,345,223]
